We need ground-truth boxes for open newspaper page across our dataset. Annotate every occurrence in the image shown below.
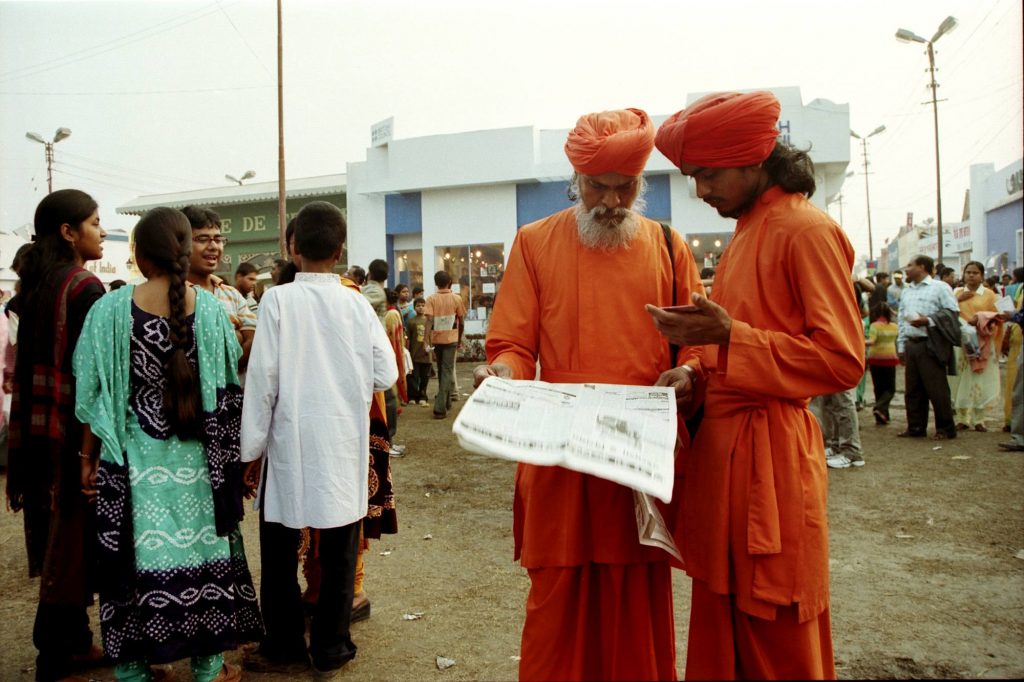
[453,377,677,503]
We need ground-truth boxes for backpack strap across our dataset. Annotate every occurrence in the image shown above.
[660,223,679,364]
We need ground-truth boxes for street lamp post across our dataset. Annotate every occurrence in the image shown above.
[25,127,71,194]
[897,15,958,266]
[226,170,256,185]
[850,126,885,261]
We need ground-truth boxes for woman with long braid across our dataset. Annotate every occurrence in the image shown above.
[6,189,107,681]
[74,207,262,681]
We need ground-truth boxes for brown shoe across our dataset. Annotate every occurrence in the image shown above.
[211,662,242,682]
[70,644,108,669]
[152,665,177,682]
[956,423,970,431]
[351,592,371,623]
[974,423,988,432]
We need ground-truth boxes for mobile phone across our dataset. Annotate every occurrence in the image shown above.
[660,305,701,314]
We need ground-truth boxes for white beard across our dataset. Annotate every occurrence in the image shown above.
[575,203,642,251]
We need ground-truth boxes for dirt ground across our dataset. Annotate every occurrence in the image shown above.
[1,362,1022,680]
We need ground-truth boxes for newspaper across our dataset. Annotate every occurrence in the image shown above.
[453,377,682,559]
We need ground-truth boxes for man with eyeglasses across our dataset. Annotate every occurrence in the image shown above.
[182,205,256,371]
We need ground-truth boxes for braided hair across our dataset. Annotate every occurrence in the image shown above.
[134,207,201,439]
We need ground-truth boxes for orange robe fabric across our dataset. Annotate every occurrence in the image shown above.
[486,207,704,680]
[679,187,864,680]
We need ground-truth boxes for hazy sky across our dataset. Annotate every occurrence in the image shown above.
[1,0,1021,258]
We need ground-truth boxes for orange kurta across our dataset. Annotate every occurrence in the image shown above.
[681,187,864,626]
[488,208,704,680]
[487,207,704,567]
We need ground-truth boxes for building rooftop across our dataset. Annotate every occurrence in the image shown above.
[117,174,346,216]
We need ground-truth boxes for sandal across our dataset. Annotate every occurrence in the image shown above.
[932,432,953,441]
[974,424,987,432]
[211,662,241,682]
[956,423,970,431]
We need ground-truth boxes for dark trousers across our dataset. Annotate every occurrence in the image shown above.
[384,387,398,439]
[258,513,361,669]
[904,339,956,437]
[33,603,92,681]
[434,343,457,416]
[408,362,431,402]
[869,364,897,419]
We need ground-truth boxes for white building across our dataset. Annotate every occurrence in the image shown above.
[347,86,851,332]
[0,227,132,295]
[880,158,1023,276]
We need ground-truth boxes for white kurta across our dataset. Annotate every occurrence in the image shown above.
[241,272,398,529]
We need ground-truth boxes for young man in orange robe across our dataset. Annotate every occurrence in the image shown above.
[474,109,704,681]
[647,91,865,680]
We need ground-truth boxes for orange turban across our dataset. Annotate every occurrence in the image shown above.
[655,91,781,168]
[564,108,654,177]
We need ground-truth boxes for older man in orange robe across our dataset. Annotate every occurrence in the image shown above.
[647,91,864,680]
[474,108,704,681]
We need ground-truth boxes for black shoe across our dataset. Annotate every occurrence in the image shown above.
[897,430,926,438]
[310,641,357,678]
[998,441,1024,452]
[351,594,371,623]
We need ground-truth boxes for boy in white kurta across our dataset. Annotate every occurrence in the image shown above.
[240,202,398,674]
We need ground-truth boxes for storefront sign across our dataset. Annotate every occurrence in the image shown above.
[372,117,394,147]
[948,223,972,254]
[1006,168,1023,196]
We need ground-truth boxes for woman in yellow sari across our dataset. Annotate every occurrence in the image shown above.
[949,261,1004,431]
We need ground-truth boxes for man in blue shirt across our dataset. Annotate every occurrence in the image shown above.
[896,255,959,440]
[887,270,904,311]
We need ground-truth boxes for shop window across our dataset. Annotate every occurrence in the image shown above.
[435,243,505,330]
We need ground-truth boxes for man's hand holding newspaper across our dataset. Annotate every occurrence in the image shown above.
[453,377,682,562]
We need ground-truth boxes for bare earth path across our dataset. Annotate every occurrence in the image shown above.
[1,363,1022,680]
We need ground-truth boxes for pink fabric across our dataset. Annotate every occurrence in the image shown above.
[655,91,781,168]
[970,311,1002,373]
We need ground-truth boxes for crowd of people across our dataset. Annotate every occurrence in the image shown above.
[2,89,1022,682]
[815,260,1024,470]
[1,189,475,680]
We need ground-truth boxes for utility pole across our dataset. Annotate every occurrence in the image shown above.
[25,128,71,194]
[850,126,885,264]
[897,16,957,266]
[277,0,287,259]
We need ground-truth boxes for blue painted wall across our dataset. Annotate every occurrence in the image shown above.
[516,181,573,226]
[515,173,672,227]
[385,193,422,235]
[986,198,1023,269]
[644,174,671,223]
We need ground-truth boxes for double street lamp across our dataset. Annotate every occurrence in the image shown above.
[226,170,256,185]
[850,126,885,262]
[896,15,958,265]
[25,127,72,194]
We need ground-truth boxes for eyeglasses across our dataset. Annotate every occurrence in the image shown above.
[193,235,228,246]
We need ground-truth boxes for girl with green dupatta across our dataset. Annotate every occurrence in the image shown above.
[74,207,262,681]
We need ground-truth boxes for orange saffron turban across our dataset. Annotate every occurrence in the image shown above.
[564,108,655,177]
[655,91,781,168]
